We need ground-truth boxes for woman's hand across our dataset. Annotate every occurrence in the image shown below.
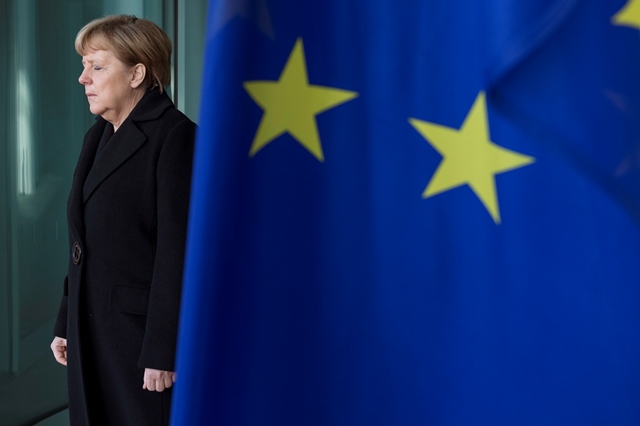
[50,337,68,366]
[143,368,176,392]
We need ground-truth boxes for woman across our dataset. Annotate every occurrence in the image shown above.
[50,15,195,426]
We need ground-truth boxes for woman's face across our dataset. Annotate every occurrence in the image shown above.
[79,48,142,129]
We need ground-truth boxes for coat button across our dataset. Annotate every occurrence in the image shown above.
[72,242,82,265]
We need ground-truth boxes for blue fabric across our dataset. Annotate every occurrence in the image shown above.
[172,0,640,424]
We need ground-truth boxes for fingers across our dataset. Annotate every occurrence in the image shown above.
[144,378,171,392]
[50,337,68,366]
[56,349,68,366]
[146,378,173,392]
[164,375,174,389]
[143,368,176,392]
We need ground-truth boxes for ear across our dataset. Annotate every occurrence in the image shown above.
[130,64,146,89]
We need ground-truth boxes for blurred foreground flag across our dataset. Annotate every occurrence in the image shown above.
[172,0,640,424]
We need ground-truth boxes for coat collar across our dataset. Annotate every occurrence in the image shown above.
[128,87,174,122]
[82,89,174,204]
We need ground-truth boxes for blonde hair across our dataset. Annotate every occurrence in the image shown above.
[76,15,172,92]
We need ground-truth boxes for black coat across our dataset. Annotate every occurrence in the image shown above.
[54,89,195,426]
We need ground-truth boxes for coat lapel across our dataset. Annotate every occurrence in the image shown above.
[67,119,105,238]
[82,121,146,203]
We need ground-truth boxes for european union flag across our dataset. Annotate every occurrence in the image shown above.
[172,0,640,424]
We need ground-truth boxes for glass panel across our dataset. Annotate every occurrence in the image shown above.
[0,1,96,423]
[0,0,11,378]
[176,0,207,121]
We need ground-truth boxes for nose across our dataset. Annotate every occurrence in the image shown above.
[78,68,90,85]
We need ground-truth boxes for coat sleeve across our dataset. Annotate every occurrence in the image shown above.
[138,118,196,371]
[53,276,69,338]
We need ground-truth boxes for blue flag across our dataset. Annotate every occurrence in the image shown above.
[172,0,640,424]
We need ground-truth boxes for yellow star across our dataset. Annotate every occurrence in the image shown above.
[612,0,640,29]
[409,92,535,224]
[243,38,358,162]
